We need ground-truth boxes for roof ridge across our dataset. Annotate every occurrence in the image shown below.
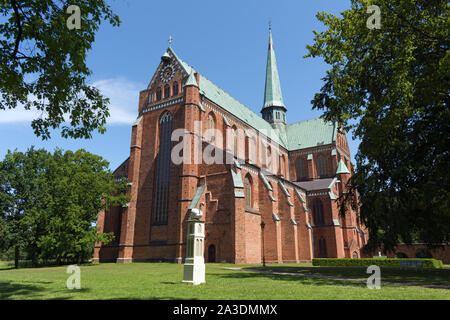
[287,116,328,127]
[171,48,266,125]
[168,47,196,75]
[169,48,287,147]
[199,74,265,123]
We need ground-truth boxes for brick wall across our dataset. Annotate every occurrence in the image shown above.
[94,53,363,265]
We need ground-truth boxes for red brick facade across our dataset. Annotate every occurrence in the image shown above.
[93,47,366,264]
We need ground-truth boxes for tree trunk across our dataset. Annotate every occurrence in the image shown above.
[31,249,38,267]
[14,245,19,269]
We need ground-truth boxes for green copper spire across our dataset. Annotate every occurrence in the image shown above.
[261,27,286,127]
[262,28,285,111]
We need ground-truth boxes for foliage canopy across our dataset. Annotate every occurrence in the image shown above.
[305,0,449,250]
[0,147,128,266]
[0,0,120,139]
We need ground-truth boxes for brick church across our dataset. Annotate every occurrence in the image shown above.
[94,29,367,264]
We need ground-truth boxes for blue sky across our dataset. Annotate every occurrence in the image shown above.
[0,0,359,170]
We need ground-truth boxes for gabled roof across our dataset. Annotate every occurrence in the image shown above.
[164,47,337,151]
[166,47,286,147]
[286,117,337,150]
[198,74,285,147]
[294,178,334,191]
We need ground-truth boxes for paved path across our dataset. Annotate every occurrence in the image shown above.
[225,267,450,290]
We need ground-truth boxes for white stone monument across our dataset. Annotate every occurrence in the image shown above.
[182,204,205,285]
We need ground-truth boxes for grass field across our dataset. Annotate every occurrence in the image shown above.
[248,263,450,286]
[0,261,449,300]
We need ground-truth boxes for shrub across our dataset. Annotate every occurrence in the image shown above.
[312,258,443,269]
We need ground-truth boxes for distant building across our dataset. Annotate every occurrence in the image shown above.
[94,29,367,264]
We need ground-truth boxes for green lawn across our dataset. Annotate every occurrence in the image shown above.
[0,262,449,300]
[247,263,450,287]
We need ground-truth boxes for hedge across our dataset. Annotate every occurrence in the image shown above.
[312,258,443,269]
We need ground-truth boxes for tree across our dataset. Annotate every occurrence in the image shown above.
[305,0,449,251]
[0,148,50,267]
[0,148,128,266]
[0,0,120,139]
[37,149,128,264]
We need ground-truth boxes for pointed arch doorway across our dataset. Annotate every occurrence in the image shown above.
[208,244,216,263]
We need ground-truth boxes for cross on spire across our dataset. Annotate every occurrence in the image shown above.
[168,36,173,47]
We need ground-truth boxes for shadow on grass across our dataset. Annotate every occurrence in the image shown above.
[0,262,102,272]
[0,281,46,299]
[0,280,93,300]
[216,269,366,288]
[0,261,101,271]
[112,297,200,300]
[242,266,450,287]
[0,267,17,271]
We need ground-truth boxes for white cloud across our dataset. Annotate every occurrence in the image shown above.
[0,77,143,125]
[0,105,41,123]
[93,78,143,125]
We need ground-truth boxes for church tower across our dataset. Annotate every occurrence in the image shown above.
[261,27,287,129]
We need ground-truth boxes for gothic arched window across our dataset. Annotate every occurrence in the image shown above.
[316,155,327,178]
[114,207,123,245]
[266,146,272,170]
[148,92,154,104]
[173,82,179,95]
[279,155,285,176]
[207,113,215,143]
[295,157,307,181]
[318,238,327,258]
[156,88,162,101]
[245,137,250,161]
[232,126,238,156]
[154,112,173,224]
[245,136,255,162]
[313,199,324,225]
[164,85,170,99]
[244,175,252,208]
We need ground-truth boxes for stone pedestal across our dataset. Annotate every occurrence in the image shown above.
[182,220,205,285]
